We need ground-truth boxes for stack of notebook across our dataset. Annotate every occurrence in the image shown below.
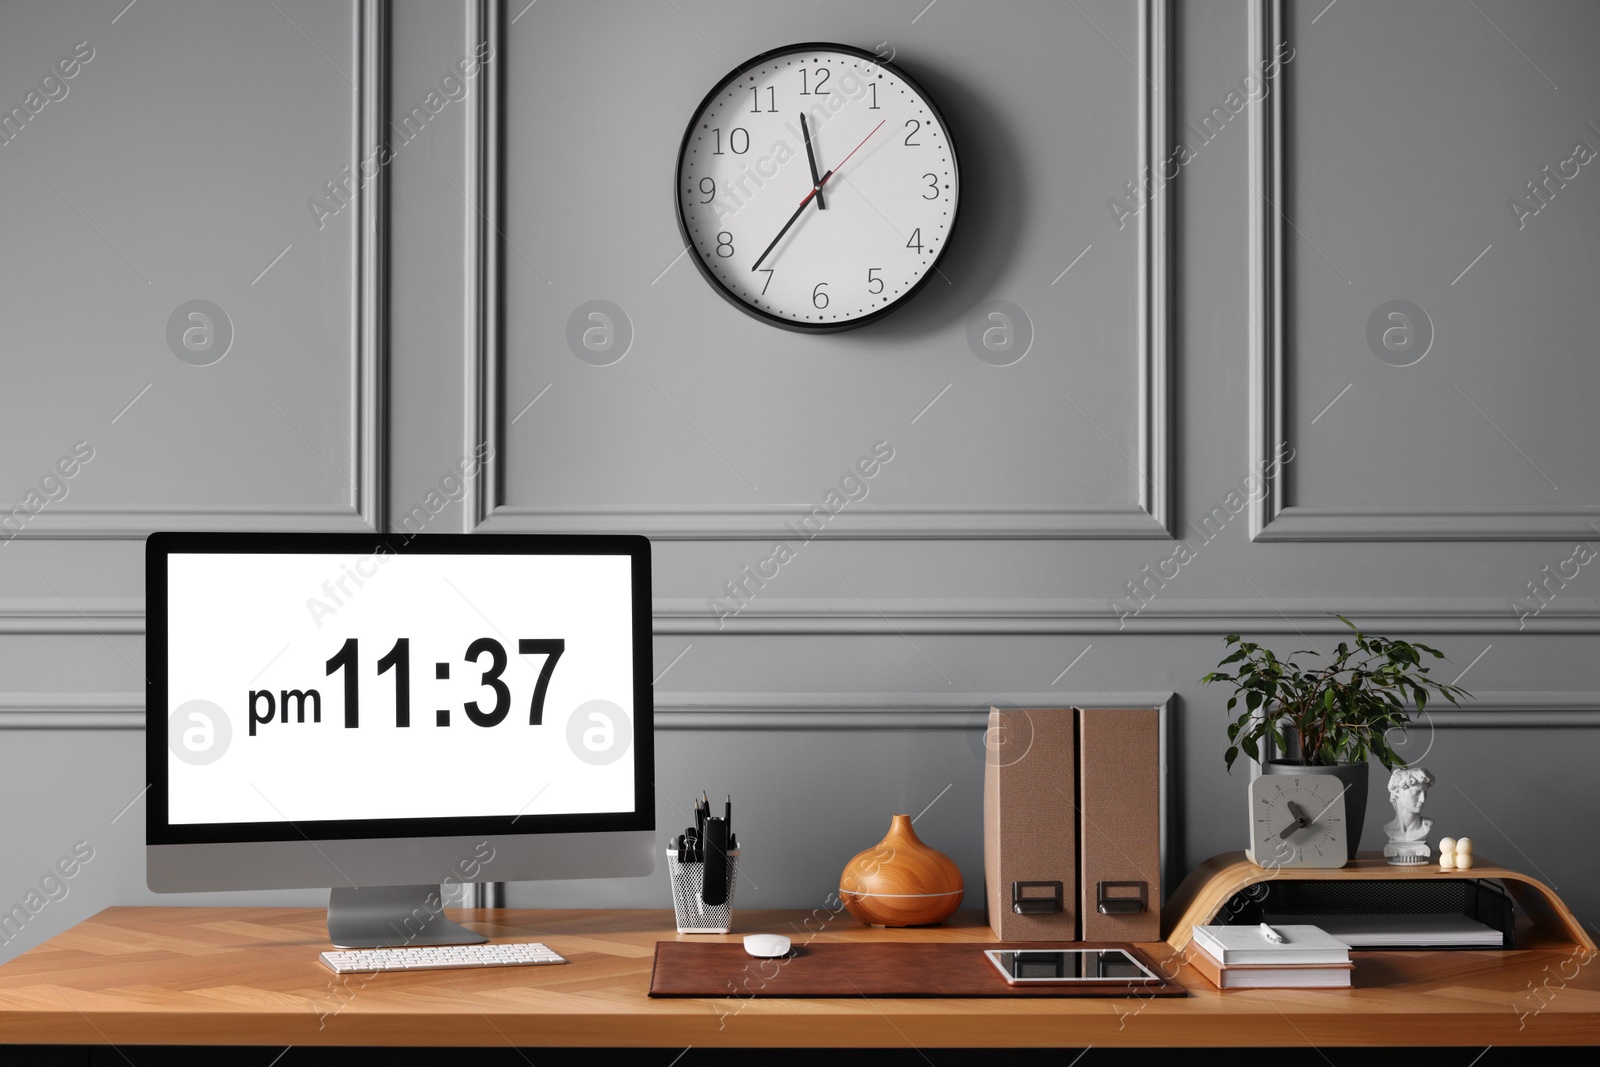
[1188,924,1354,989]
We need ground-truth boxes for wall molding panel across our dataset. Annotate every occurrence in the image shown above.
[6,595,1598,635]
[655,596,1600,635]
[471,0,1173,541]
[20,689,1594,733]
[1246,0,1592,543]
[1249,505,1600,543]
[8,0,387,540]
[464,0,500,533]
[0,598,144,634]
[653,690,1174,729]
[0,688,1173,731]
[0,692,143,730]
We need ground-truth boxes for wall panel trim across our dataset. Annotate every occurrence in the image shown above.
[464,0,500,532]
[1246,0,1585,542]
[654,596,1600,635]
[20,690,1594,732]
[9,0,386,539]
[0,689,1175,730]
[471,0,1172,540]
[7,595,1598,635]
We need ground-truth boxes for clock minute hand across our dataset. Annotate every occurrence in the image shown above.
[1308,783,1352,827]
[751,120,886,273]
[750,196,813,273]
[800,113,826,211]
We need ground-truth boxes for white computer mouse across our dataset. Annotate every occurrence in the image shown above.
[743,933,792,958]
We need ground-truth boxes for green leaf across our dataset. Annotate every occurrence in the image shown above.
[1241,735,1260,762]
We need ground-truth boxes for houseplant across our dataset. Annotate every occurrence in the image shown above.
[1201,615,1472,859]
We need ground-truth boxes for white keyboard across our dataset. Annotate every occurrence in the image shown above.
[319,941,567,974]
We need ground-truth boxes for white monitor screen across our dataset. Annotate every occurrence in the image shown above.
[155,537,648,836]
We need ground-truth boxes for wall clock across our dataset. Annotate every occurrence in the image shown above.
[675,42,960,332]
[1245,773,1350,869]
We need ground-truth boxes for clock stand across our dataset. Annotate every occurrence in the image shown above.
[1163,851,1595,954]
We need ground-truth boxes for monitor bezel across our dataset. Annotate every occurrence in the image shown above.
[146,531,655,847]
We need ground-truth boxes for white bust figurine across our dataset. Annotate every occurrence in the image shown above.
[1383,766,1435,864]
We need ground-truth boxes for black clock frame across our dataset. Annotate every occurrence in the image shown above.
[674,41,961,334]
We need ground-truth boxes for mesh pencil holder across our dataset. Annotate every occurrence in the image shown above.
[666,848,740,934]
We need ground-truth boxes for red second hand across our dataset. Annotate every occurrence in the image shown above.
[798,119,886,207]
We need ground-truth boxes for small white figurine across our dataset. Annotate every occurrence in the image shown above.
[1438,836,1456,870]
[1383,765,1435,865]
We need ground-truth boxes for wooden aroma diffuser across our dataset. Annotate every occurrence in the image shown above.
[839,813,964,926]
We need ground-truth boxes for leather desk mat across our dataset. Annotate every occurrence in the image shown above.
[649,941,1186,998]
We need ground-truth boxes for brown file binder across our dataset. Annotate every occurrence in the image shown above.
[1078,707,1161,942]
[984,707,1078,940]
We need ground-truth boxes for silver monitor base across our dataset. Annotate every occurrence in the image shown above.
[327,885,489,948]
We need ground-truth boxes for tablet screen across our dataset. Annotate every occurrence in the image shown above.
[986,949,1162,984]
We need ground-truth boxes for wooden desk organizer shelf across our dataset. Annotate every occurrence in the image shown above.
[1164,851,1596,953]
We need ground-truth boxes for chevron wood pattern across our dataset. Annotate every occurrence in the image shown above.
[1,905,1597,1047]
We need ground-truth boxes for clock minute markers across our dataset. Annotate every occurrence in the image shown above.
[677,45,959,331]
[1307,783,1351,826]
[751,119,886,272]
[1249,775,1350,868]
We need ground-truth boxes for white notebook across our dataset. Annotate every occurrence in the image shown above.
[1190,924,1351,965]
[1270,912,1503,948]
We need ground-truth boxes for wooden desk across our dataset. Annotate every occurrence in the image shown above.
[1,906,1597,1048]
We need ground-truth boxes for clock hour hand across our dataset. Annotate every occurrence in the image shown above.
[800,113,826,211]
[1278,799,1310,839]
[751,120,886,272]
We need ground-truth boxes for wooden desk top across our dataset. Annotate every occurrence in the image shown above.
[1,906,1597,1048]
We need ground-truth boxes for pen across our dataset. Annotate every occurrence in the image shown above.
[1259,922,1285,944]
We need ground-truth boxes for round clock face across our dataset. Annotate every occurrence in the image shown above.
[1246,774,1349,869]
[675,43,960,332]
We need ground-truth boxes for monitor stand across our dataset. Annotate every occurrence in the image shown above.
[326,885,490,948]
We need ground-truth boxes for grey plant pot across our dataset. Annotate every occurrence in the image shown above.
[1262,759,1368,863]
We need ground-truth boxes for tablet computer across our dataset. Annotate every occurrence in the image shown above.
[985,948,1163,985]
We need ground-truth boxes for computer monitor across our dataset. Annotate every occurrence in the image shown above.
[146,532,655,947]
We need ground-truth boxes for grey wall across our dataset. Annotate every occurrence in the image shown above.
[3,0,1598,963]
